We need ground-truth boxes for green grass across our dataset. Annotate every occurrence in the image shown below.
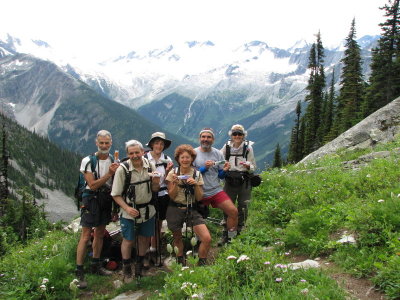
[1,137,400,299]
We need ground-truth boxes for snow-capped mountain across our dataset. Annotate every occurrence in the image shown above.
[0,33,380,164]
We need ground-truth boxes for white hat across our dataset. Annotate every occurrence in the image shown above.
[146,132,172,150]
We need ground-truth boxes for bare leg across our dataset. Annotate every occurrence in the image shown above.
[193,224,211,258]
[76,227,92,265]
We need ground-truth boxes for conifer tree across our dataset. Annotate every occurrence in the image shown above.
[272,143,282,168]
[363,0,400,116]
[0,113,9,217]
[288,101,302,163]
[337,19,365,133]
[303,32,326,155]
[324,72,338,142]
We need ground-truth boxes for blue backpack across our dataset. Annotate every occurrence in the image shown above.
[74,153,114,210]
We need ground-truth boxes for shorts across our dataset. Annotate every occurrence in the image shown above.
[201,191,231,208]
[154,194,170,220]
[120,216,155,241]
[80,193,112,227]
[166,205,205,232]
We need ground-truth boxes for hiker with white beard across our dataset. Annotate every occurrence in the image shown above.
[75,130,120,289]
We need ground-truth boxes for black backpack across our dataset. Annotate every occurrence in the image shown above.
[74,153,114,210]
[224,140,249,161]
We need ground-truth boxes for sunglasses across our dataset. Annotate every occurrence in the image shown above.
[232,132,244,136]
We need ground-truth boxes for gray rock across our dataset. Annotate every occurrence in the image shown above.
[301,96,400,164]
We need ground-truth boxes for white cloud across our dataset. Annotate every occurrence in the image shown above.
[0,0,385,61]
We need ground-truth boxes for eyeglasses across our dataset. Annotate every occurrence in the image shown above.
[232,132,243,136]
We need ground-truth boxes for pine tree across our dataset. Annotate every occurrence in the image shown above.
[363,0,400,116]
[303,32,326,155]
[337,19,365,133]
[324,72,339,142]
[0,113,9,217]
[272,143,282,168]
[288,101,302,163]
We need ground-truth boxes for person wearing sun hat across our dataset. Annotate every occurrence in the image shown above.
[219,124,256,245]
[144,132,174,267]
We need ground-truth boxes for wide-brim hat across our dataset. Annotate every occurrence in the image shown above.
[146,132,172,150]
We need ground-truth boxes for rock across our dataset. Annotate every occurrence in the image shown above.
[301,96,400,164]
[337,234,356,244]
[287,259,320,270]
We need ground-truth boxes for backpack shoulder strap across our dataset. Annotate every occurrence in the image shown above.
[243,141,249,159]
[225,142,231,161]
[121,162,132,198]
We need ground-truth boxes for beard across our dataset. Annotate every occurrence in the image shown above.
[200,142,212,150]
[97,147,109,154]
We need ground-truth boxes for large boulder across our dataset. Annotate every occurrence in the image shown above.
[300,96,400,164]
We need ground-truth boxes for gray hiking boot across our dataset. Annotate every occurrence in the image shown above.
[91,261,113,276]
[217,231,228,247]
[75,269,88,289]
[122,263,133,283]
[135,261,143,278]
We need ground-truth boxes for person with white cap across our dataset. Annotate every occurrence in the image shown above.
[193,128,239,243]
[220,124,256,245]
[144,132,174,266]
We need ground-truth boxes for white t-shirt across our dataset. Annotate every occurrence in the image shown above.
[145,152,172,196]
[80,155,113,188]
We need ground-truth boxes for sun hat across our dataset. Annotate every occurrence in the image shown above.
[146,132,172,150]
[229,124,247,136]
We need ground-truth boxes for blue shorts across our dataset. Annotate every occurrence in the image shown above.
[120,216,155,241]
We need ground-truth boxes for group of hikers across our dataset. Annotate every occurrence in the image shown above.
[75,125,257,288]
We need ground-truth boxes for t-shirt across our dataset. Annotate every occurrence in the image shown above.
[166,168,204,205]
[220,141,257,172]
[145,152,172,197]
[111,157,156,222]
[80,155,113,188]
[193,147,225,198]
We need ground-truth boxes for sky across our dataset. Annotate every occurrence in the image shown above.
[0,0,386,61]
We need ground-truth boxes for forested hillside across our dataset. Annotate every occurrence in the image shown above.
[2,115,81,199]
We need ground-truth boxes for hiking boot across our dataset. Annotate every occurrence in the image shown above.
[217,231,228,247]
[91,261,113,276]
[150,251,162,267]
[197,258,207,266]
[143,253,150,270]
[122,263,133,283]
[177,256,186,266]
[135,261,143,278]
[227,230,238,244]
[75,268,88,289]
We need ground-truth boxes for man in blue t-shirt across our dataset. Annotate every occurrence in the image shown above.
[193,128,238,243]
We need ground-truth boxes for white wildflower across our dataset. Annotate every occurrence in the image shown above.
[378,199,385,203]
[226,255,237,260]
[39,284,46,291]
[236,255,250,263]
[42,278,49,284]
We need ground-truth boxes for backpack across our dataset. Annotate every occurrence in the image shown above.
[119,158,156,220]
[144,152,169,170]
[174,167,208,218]
[224,140,249,161]
[74,153,114,210]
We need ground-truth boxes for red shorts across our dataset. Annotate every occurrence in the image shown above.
[201,191,231,208]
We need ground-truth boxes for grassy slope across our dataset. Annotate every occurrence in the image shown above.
[1,137,399,299]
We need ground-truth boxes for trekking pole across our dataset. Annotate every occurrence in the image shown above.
[155,195,162,267]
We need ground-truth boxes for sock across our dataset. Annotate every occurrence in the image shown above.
[92,257,101,263]
[122,258,132,265]
[76,264,84,271]
[228,230,237,239]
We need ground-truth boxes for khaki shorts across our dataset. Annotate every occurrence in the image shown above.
[166,204,205,232]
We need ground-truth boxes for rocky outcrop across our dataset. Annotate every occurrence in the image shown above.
[300,96,400,164]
